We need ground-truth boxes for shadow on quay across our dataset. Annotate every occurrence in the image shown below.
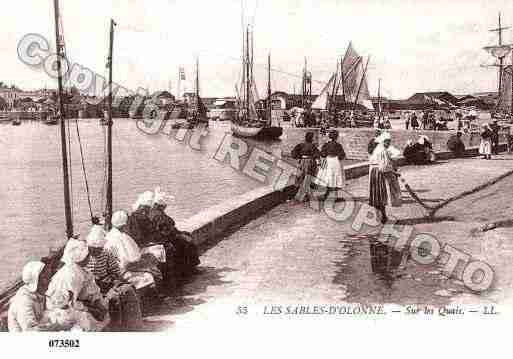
[331,234,457,307]
[142,266,236,323]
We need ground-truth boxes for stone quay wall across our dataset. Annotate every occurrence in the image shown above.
[280,127,509,160]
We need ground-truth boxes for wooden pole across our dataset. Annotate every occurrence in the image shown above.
[53,0,73,238]
[499,13,504,104]
[511,51,513,116]
[105,19,115,231]
[377,78,381,117]
[196,56,200,106]
[246,25,250,119]
[267,52,272,126]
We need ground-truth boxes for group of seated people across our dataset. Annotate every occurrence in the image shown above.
[403,135,436,165]
[6,188,200,332]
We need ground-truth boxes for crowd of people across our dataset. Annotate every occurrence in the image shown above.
[291,109,369,129]
[7,188,200,332]
[404,110,450,131]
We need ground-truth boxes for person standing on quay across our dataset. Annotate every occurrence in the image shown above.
[410,112,419,130]
[368,132,402,224]
[316,130,346,201]
[291,132,321,201]
[490,119,500,154]
[479,123,493,160]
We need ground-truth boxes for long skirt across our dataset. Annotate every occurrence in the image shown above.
[315,156,345,189]
[479,138,492,155]
[171,232,200,277]
[106,283,143,331]
[296,158,317,187]
[368,167,402,209]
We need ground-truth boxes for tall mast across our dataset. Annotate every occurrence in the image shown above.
[498,13,504,98]
[341,57,346,109]
[53,0,73,238]
[196,56,200,104]
[488,12,511,107]
[246,25,250,119]
[330,60,339,114]
[105,18,116,230]
[378,78,381,117]
[267,52,272,126]
[302,57,306,109]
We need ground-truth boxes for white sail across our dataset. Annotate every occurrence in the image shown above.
[357,73,374,110]
[311,73,335,110]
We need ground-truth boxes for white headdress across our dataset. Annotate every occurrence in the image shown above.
[153,187,175,206]
[132,191,154,211]
[111,210,128,228]
[375,131,391,144]
[418,135,429,145]
[62,239,89,265]
[86,225,106,248]
[22,261,45,292]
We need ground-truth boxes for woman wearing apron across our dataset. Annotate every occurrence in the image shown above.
[316,130,346,201]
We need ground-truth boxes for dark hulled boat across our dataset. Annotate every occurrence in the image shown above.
[231,25,282,141]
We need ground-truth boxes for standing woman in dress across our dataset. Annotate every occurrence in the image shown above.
[291,132,321,200]
[479,123,493,160]
[368,132,402,224]
[317,130,346,201]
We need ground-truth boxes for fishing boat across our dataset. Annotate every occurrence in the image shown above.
[231,25,283,140]
[311,42,374,127]
[483,12,513,119]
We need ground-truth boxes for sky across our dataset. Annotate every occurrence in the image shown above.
[2,0,513,99]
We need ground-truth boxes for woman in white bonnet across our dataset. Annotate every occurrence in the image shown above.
[126,191,156,248]
[46,239,109,331]
[7,261,46,331]
[105,210,162,291]
[368,131,402,223]
[148,187,200,278]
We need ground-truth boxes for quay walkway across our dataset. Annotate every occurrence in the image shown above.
[143,153,513,330]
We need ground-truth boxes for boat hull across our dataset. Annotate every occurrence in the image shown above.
[231,123,283,140]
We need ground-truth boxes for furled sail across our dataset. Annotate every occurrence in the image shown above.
[483,45,512,59]
[311,73,335,110]
[497,65,512,113]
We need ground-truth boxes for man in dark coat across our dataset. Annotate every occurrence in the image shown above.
[490,120,500,154]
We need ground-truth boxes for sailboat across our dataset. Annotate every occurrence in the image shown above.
[231,25,283,140]
[180,57,208,129]
[312,42,374,127]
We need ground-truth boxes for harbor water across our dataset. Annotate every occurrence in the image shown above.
[0,119,356,289]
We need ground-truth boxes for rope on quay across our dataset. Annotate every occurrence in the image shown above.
[430,168,513,214]
[399,168,513,219]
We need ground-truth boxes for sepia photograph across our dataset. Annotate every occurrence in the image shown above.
[0,0,512,356]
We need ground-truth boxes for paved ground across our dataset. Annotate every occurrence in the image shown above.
[142,153,513,331]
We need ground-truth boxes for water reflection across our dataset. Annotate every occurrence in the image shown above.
[368,238,406,287]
